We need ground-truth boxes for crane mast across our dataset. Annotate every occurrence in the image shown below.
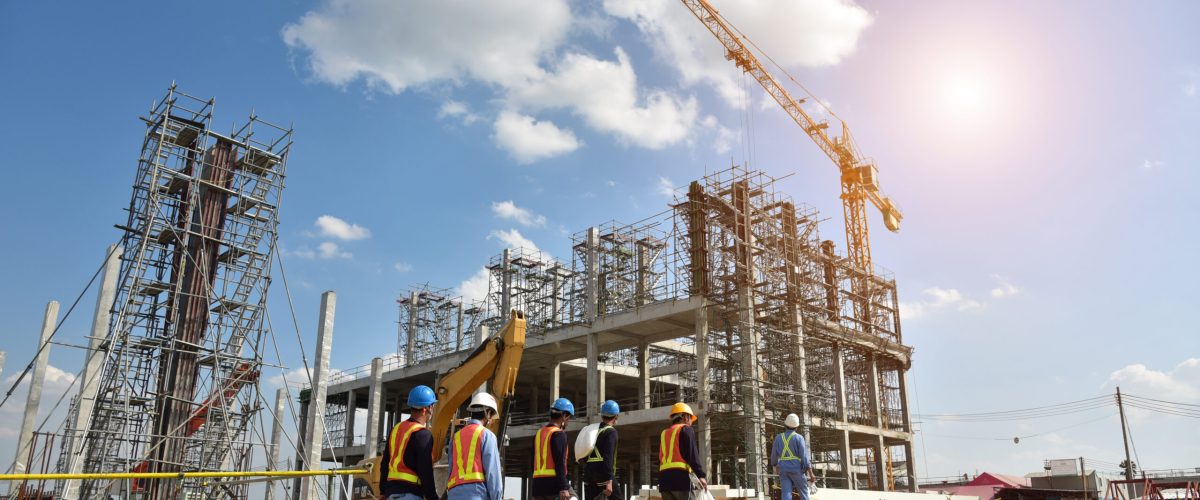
[679,0,902,277]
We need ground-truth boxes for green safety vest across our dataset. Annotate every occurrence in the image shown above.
[779,431,801,461]
[587,426,617,475]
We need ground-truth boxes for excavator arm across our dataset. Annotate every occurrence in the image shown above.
[358,310,526,498]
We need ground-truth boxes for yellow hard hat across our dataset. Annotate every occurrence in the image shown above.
[669,402,696,423]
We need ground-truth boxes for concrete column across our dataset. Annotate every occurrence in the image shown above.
[455,302,465,352]
[874,437,887,491]
[640,433,652,492]
[694,303,711,473]
[365,357,384,458]
[406,291,419,365]
[12,300,59,491]
[902,442,917,492]
[598,369,607,405]
[549,362,561,404]
[842,431,855,490]
[551,267,562,324]
[790,303,810,442]
[584,227,599,320]
[833,344,848,421]
[587,329,600,423]
[475,325,488,348]
[266,388,287,500]
[62,245,121,500]
[898,367,912,433]
[637,342,650,410]
[869,355,883,427]
[345,389,358,448]
[293,394,310,499]
[636,242,651,305]
[300,291,336,500]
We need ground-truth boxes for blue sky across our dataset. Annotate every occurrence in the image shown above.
[1,0,1197,481]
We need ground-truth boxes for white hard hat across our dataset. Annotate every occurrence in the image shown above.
[469,392,499,413]
[784,413,800,428]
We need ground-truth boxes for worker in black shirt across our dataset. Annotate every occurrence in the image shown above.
[532,398,576,500]
[381,385,439,500]
[584,400,622,500]
[658,402,707,500]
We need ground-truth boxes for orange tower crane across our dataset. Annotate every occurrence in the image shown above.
[679,0,903,278]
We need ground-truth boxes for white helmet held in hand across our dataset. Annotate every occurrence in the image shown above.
[469,392,499,413]
[784,413,800,429]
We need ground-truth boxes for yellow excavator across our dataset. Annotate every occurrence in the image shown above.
[356,310,527,498]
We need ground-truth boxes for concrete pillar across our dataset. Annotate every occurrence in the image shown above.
[732,181,764,498]
[266,388,287,500]
[61,244,121,500]
[406,291,419,365]
[898,367,912,433]
[790,303,810,443]
[869,354,883,429]
[599,369,607,405]
[874,437,887,491]
[501,248,513,315]
[636,242,651,305]
[833,343,854,489]
[640,433,652,492]
[637,342,650,410]
[842,432,855,490]
[12,300,58,492]
[300,291,336,500]
[587,329,599,423]
[549,362,561,404]
[455,302,465,352]
[551,267,563,324]
[902,442,917,492]
[694,303,711,473]
[365,357,384,458]
[584,227,599,320]
[345,389,358,448]
[293,393,310,499]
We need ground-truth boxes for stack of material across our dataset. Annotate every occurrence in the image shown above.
[633,485,757,500]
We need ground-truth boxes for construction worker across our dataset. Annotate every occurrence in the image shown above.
[584,400,622,500]
[532,397,576,500]
[770,413,814,500]
[658,402,707,500]
[447,392,504,500]
[381,385,439,500]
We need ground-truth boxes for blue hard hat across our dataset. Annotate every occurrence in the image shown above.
[600,400,620,417]
[408,385,437,408]
[551,397,575,416]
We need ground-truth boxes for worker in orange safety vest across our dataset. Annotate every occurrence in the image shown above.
[658,402,707,500]
[381,385,439,500]
[531,397,576,500]
[446,392,504,500]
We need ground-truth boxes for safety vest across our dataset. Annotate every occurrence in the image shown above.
[659,423,691,472]
[387,420,427,484]
[586,425,617,475]
[779,431,801,461]
[533,425,564,478]
[448,423,487,488]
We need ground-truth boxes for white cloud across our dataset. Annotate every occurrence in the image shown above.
[393,262,412,272]
[487,228,541,254]
[492,200,547,227]
[267,366,346,389]
[657,176,678,198]
[900,287,982,320]
[509,48,697,149]
[1142,159,1164,170]
[314,215,371,240]
[603,0,872,107]
[1105,359,1200,402]
[1184,68,1199,98]
[493,111,581,163]
[318,241,352,259]
[457,267,492,305]
[283,0,571,92]
[438,100,482,125]
[990,274,1020,298]
[700,115,737,154]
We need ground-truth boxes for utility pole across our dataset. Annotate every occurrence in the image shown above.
[1116,387,1134,498]
[1079,457,1087,500]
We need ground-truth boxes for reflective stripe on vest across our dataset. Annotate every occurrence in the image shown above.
[387,420,426,484]
[533,425,563,478]
[779,431,801,461]
[586,426,616,475]
[659,423,691,472]
[448,423,487,488]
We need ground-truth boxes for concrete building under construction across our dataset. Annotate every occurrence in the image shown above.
[306,167,916,498]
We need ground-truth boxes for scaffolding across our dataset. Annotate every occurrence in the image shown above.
[55,85,292,499]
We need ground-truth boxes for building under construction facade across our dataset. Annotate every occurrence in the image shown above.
[310,167,916,498]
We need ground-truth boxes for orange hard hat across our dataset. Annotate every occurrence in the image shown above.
[669,402,696,423]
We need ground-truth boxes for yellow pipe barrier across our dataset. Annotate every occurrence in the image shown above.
[0,469,368,481]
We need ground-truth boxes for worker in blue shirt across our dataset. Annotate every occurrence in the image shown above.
[584,400,622,500]
[446,392,504,500]
[770,413,814,500]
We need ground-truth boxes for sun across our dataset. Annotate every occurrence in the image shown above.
[944,74,987,114]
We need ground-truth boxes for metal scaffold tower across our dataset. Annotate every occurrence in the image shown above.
[57,85,292,499]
